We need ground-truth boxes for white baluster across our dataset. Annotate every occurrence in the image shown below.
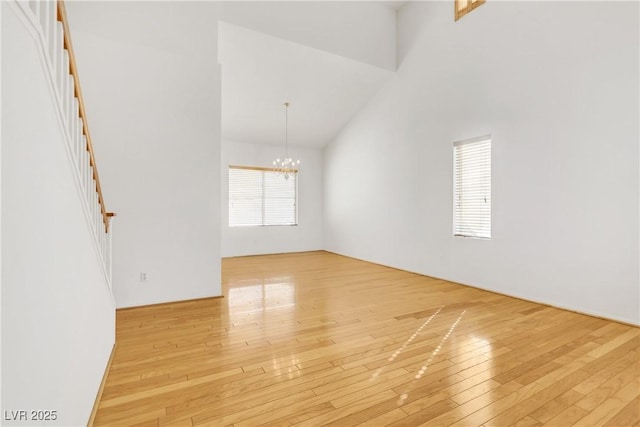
[86,157,92,210]
[72,118,84,166]
[37,1,44,31]
[90,171,96,221]
[95,202,99,239]
[47,1,56,69]
[54,22,64,102]
[106,232,110,278]
[107,225,113,286]
[60,51,69,125]
[86,161,92,214]
[75,120,83,163]
[68,106,75,156]
[89,197,94,232]
[92,193,97,230]
[39,1,50,50]
[89,176,96,226]
[54,56,62,124]
[66,76,74,142]
[100,228,105,261]
[79,135,87,178]
[81,149,88,198]
[85,160,90,211]
[67,100,74,152]
[90,176,96,233]
[95,193,100,238]
[70,97,79,148]
[105,234,109,274]
[76,136,83,184]
[66,100,73,146]
[93,202,97,238]
[73,96,79,118]
[77,139,83,190]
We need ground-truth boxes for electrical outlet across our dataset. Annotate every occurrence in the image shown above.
[140,272,148,282]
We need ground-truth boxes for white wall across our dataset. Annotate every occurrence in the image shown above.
[222,140,323,257]
[325,1,639,324]
[66,2,222,308]
[220,1,396,71]
[1,3,115,424]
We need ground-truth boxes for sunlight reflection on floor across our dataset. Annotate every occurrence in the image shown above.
[370,306,444,382]
[397,310,466,406]
[228,277,296,313]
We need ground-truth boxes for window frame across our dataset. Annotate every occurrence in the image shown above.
[453,135,492,239]
[228,165,298,227]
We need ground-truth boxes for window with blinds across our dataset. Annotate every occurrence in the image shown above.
[228,166,298,227]
[453,137,491,239]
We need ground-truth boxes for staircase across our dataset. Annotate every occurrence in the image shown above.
[12,0,115,286]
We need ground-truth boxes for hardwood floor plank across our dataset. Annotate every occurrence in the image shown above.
[191,389,317,426]
[256,401,336,426]
[100,368,244,409]
[450,379,502,405]
[603,396,640,427]
[574,349,639,397]
[574,355,640,412]
[575,379,640,425]
[528,389,586,423]
[419,381,523,426]
[386,397,459,426]
[482,369,592,426]
[354,408,408,426]
[448,381,545,426]
[513,415,543,426]
[92,251,640,426]
[543,405,590,426]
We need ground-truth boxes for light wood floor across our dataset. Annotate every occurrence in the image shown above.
[94,251,640,426]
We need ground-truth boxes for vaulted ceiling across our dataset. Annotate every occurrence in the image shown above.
[66,1,406,150]
[219,22,394,148]
[219,1,404,148]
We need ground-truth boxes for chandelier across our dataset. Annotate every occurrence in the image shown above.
[272,102,300,180]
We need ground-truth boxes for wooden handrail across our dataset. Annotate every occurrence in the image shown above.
[56,1,112,232]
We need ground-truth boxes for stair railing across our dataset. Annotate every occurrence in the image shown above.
[12,0,116,288]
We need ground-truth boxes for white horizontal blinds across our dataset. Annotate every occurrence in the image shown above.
[454,137,491,238]
[264,171,297,225]
[229,168,263,226]
[229,166,297,227]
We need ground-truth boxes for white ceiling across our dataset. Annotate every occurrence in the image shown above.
[67,1,401,151]
[379,1,408,10]
[219,21,395,149]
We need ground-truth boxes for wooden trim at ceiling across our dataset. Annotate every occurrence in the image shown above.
[455,0,486,21]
